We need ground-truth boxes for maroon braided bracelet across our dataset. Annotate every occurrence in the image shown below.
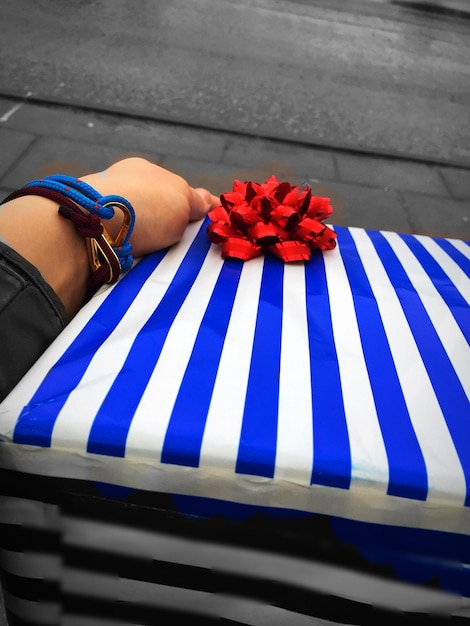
[3,186,122,300]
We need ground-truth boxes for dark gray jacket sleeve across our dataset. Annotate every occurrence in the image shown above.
[0,240,68,402]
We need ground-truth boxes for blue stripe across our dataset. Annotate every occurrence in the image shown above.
[13,250,167,447]
[400,234,470,343]
[161,260,244,467]
[434,239,470,278]
[305,243,351,489]
[368,230,470,506]
[336,227,428,500]
[87,223,212,457]
[236,257,284,478]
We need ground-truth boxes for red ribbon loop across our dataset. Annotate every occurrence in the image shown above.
[269,240,312,262]
[222,237,262,260]
[270,205,300,231]
[207,221,236,245]
[294,217,326,242]
[308,196,333,220]
[208,206,230,222]
[230,205,260,231]
[249,221,280,246]
[207,176,336,262]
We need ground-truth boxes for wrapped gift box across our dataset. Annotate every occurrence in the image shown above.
[0,219,469,624]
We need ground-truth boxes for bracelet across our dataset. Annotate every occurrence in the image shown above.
[8,175,135,270]
[1,175,136,299]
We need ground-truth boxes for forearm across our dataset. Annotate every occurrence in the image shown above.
[0,159,217,319]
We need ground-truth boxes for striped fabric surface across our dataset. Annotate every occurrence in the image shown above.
[0,219,469,528]
[2,492,469,625]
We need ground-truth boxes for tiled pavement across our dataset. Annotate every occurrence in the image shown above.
[1,95,469,241]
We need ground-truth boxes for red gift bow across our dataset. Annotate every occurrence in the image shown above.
[206,176,336,262]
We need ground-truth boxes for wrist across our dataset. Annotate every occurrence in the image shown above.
[1,175,136,314]
[0,195,90,317]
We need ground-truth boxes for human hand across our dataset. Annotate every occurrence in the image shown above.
[82,157,219,257]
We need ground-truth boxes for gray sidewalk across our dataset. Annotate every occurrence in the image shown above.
[0,97,470,239]
[1,95,469,240]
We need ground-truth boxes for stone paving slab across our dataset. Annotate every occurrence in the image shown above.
[112,119,226,162]
[336,152,449,197]
[309,180,412,234]
[1,136,164,190]
[161,154,305,197]
[1,100,117,146]
[438,166,470,201]
[0,97,226,163]
[0,127,35,179]
[221,136,336,181]
[402,191,470,239]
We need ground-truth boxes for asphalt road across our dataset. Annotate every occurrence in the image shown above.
[0,0,469,164]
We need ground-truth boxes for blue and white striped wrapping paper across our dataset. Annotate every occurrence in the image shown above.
[0,219,469,534]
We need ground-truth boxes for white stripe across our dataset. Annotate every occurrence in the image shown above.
[199,257,264,470]
[324,240,389,489]
[64,570,346,625]
[415,235,470,305]
[383,231,470,398]
[0,548,60,579]
[274,263,314,484]
[124,244,223,458]
[63,518,467,614]
[2,590,59,624]
[64,570,217,616]
[450,238,470,260]
[50,227,198,451]
[0,496,59,527]
[350,228,466,504]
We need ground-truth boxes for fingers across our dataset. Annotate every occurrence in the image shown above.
[189,187,220,221]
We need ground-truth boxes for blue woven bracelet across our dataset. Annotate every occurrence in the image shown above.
[22,175,136,271]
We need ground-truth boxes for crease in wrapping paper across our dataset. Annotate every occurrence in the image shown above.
[0,440,469,535]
